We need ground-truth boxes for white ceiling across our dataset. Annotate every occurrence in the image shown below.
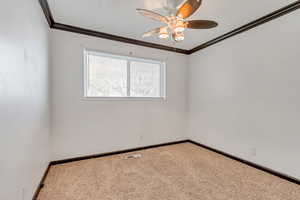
[48,0,295,50]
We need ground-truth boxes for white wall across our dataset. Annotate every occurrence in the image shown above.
[1,1,298,199]
[188,10,300,179]
[51,30,188,160]
[0,0,51,199]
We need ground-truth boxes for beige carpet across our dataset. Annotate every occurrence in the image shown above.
[37,143,300,200]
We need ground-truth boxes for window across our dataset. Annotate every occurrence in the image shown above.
[84,50,166,99]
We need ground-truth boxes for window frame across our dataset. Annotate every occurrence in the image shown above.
[83,49,166,100]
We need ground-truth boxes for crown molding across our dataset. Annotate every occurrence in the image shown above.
[51,23,190,54]
[39,0,300,55]
[38,0,189,54]
[188,1,300,54]
[39,0,54,27]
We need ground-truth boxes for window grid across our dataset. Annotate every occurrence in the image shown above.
[127,60,131,97]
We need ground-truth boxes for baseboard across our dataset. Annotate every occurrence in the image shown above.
[32,163,51,200]
[50,140,190,165]
[33,139,299,199]
[187,140,300,185]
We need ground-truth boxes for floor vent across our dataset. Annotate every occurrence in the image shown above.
[124,154,142,160]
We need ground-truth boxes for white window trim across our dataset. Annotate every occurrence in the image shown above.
[83,49,167,100]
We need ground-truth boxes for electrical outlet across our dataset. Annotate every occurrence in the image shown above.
[139,135,143,142]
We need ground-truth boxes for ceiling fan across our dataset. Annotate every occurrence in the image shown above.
[136,0,218,42]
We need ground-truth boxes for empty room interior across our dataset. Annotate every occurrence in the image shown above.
[1,0,300,199]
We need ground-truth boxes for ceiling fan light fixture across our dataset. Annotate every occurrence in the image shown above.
[174,31,184,42]
[159,33,169,39]
[174,18,185,33]
[159,27,169,39]
[174,26,185,33]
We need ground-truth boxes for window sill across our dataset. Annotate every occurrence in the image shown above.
[81,96,167,101]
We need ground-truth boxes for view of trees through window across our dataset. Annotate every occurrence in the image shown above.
[85,51,164,98]
[87,55,127,97]
[130,61,160,97]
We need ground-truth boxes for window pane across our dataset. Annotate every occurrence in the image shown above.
[87,54,127,97]
[130,61,161,97]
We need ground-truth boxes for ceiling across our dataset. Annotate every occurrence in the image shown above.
[48,0,295,50]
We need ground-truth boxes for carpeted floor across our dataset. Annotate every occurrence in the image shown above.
[37,142,300,200]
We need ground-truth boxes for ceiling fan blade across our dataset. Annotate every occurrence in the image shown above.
[185,20,218,29]
[142,27,167,38]
[176,0,202,19]
[136,8,168,23]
